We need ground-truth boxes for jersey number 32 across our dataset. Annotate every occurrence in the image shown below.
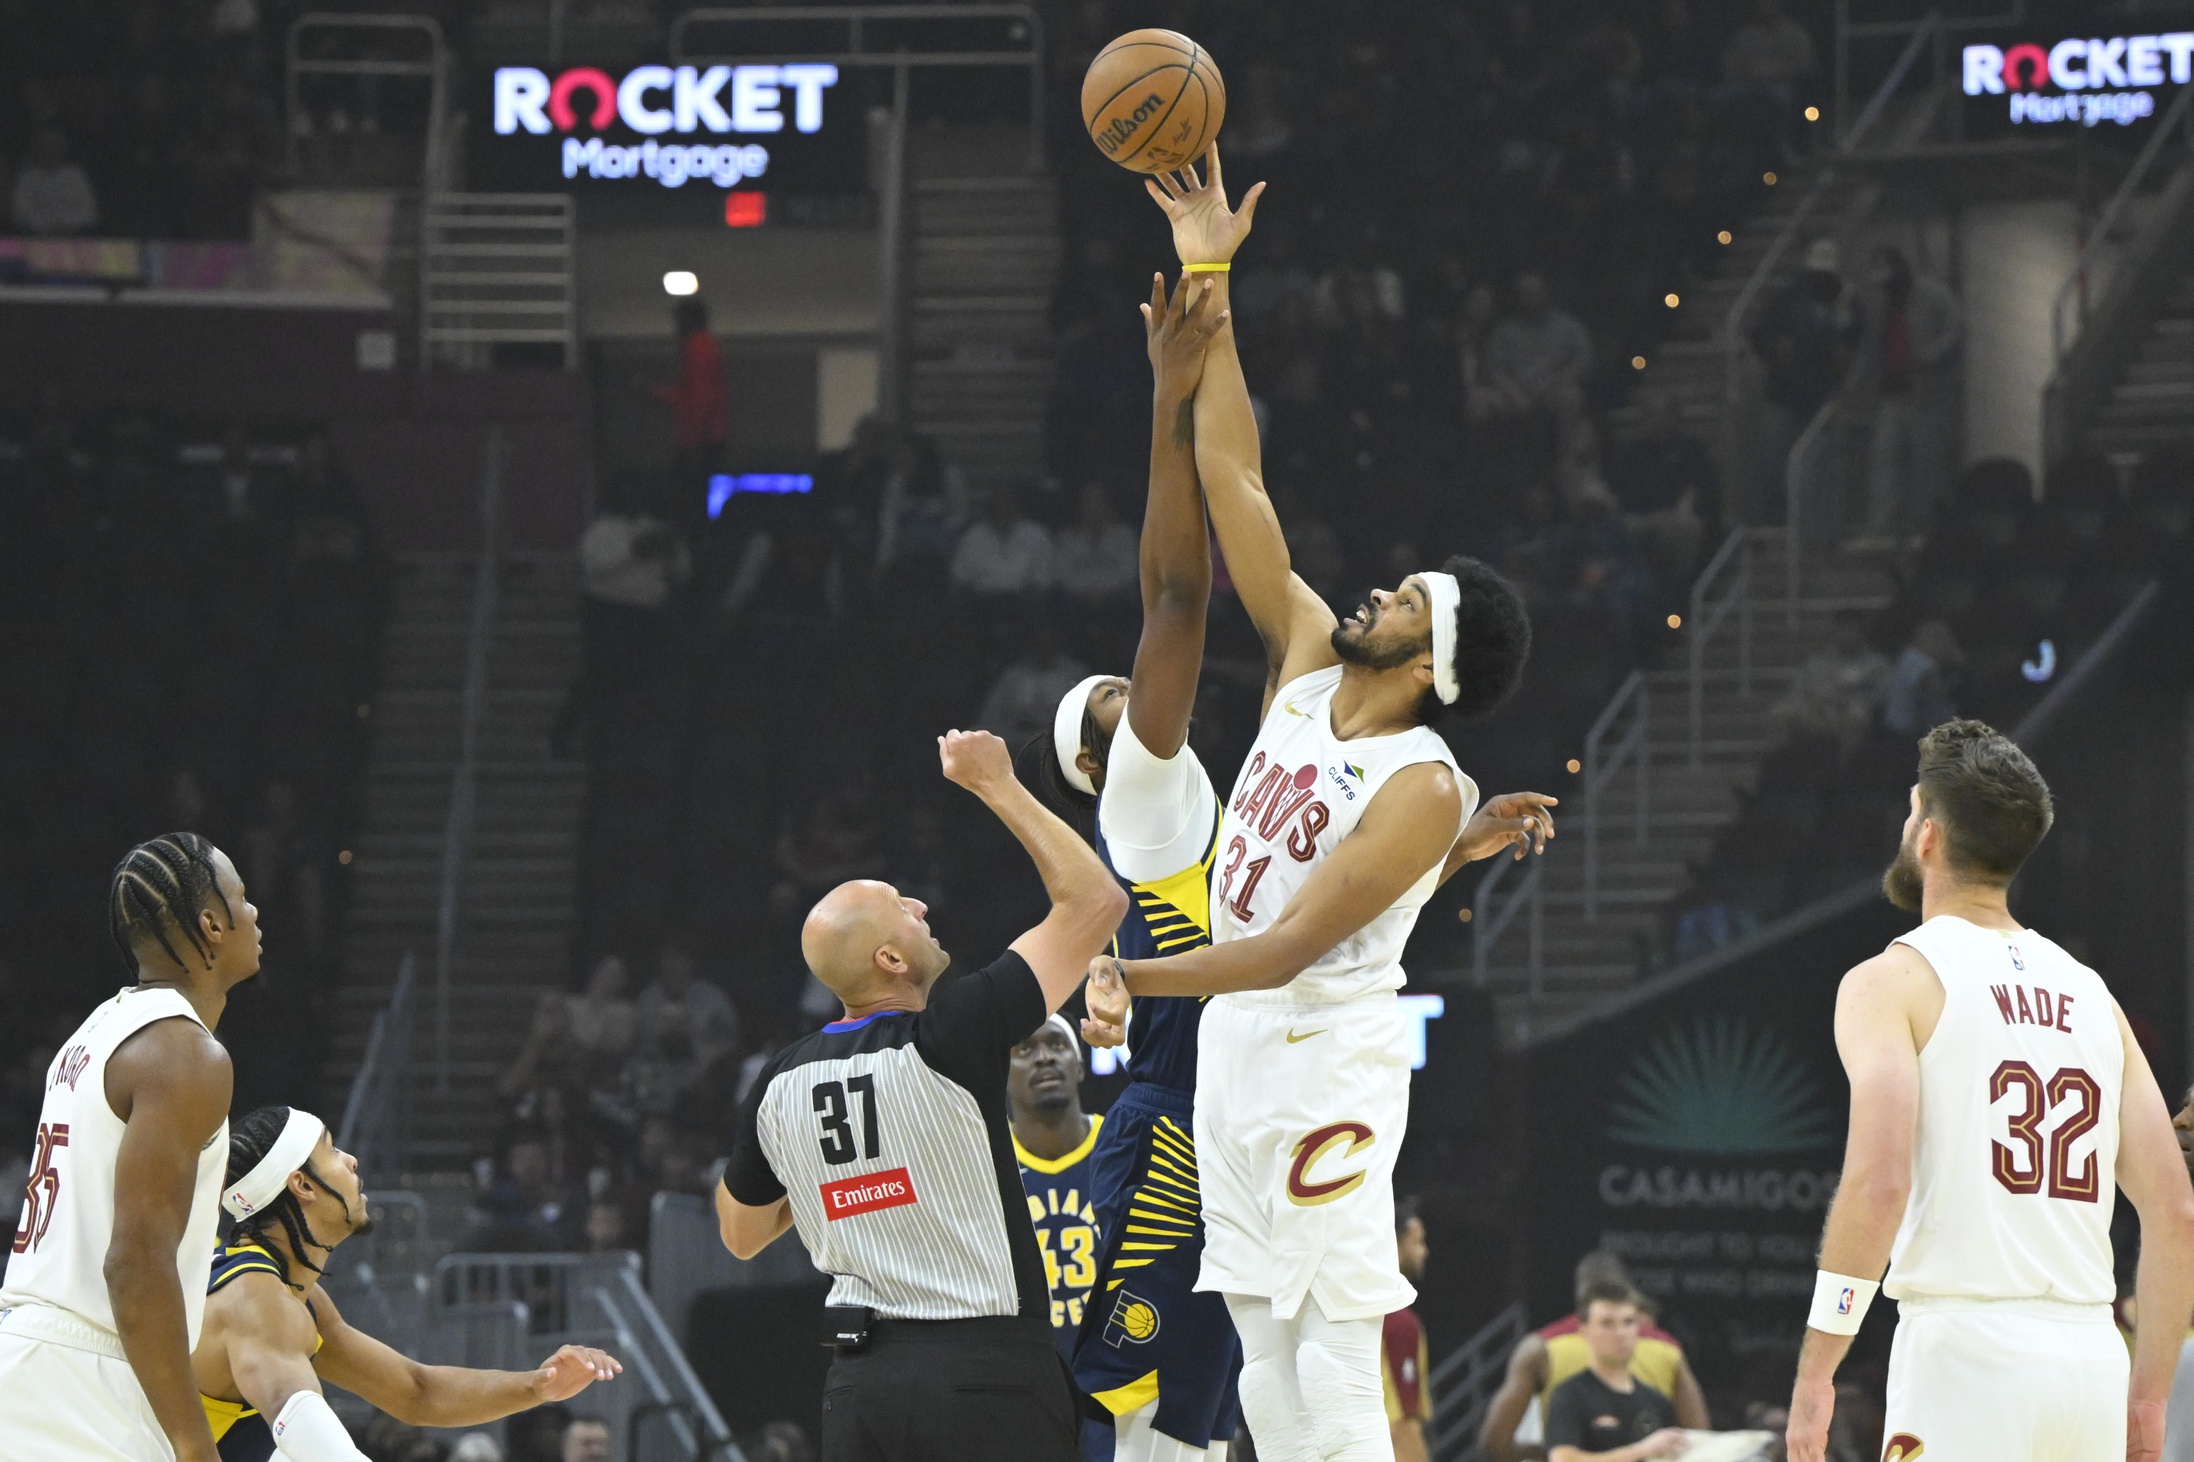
[1990,1061,2100,1202]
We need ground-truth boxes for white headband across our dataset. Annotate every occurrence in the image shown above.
[1421,571,1461,705]
[1044,1011,1081,1056]
[1051,675,1114,797]
[223,1108,326,1220]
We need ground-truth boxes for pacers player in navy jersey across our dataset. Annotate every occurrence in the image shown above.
[1012,1013,1107,1363]
[1041,271,1239,1462]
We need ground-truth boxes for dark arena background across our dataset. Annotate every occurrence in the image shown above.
[3,0,2193,1458]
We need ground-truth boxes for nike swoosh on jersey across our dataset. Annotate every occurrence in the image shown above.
[1285,1028,1327,1043]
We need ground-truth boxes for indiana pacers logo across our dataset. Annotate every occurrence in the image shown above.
[1883,1435,1924,1462]
[1286,1121,1375,1207]
[1102,1290,1161,1348]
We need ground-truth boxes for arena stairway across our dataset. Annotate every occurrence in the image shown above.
[2081,268,2194,457]
[326,550,584,1167]
[1473,535,1896,1046]
[905,125,1060,497]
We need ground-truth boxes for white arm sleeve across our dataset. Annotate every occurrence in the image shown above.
[272,1391,372,1462]
[1097,715,1219,884]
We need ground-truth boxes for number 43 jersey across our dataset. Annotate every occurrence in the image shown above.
[1887,915,2125,1307]
[724,953,1054,1322]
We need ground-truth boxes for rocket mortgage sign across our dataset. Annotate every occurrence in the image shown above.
[1963,33,2194,127]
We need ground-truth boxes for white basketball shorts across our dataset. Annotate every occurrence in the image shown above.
[0,1304,172,1462]
[1884,1297,2127,1462]
[1192,992,1415,1323]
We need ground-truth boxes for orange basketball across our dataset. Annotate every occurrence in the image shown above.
[1081,29,1225,174]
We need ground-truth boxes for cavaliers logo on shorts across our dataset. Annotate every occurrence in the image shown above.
[1883,1434,1924,1462]
[1102,1290,1162,1348]
[1285,1121,1374,1207]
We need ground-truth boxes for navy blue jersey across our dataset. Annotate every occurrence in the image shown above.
[1015,1116,1105,1359]
[1093,803,1220,1094]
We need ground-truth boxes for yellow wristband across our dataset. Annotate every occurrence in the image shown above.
[1182,262,1231,273]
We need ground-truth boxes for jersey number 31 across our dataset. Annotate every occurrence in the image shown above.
[1990,1061,2100,1202]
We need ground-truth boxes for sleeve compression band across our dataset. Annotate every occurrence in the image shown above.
[272,1391,372,1462]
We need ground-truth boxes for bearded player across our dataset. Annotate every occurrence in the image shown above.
[1085,148,1551,1462]
[1786,721,2194,1462]
[192,1106,619,1460]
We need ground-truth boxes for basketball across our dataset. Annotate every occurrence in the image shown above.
[1080,29,1225,174]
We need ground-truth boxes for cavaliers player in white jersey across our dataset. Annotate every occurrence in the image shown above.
[1,832,263,1462]
[1787,722,2194,1462]
[1085,149,1556,1462]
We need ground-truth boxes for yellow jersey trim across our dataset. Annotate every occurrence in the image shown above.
[1091,1367,1163,1417]
[1013,1115,1104,1176]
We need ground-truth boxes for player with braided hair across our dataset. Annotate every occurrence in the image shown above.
[1,832,262,1462]
[191,1107,621,1461]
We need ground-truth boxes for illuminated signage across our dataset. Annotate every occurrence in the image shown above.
[1964,35,2192,126]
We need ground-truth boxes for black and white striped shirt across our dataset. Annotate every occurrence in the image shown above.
[724,953,1050,1320]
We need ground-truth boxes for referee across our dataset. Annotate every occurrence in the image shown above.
[716,728,1128,1462]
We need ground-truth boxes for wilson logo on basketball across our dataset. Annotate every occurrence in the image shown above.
[820,1167,918,1221]
[1286,1121,1375,1207]
[1095,93,1166,154]
[1883,1434,1924,1462]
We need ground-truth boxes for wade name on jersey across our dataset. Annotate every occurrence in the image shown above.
[1988,982,2079,1033]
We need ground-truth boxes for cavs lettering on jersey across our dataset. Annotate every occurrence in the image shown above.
[1015,1117,1104,1355]
[1210,666,1476,1008]
[200,1242,324,1462]
[1886,915,2123,1306]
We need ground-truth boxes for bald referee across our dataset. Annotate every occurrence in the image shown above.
[717,728,1129,1462]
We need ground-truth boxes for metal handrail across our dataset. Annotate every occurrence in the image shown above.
[436,428,506,1092]
[2051,82,2194,360]
[337,952,417,1178]
[1472,853,1544,992]
[1582,671,1650,922]
[1721,15,1938,493]
[1783,395,1841,613]
[1687,528,1759,766]
[285,14,450,190]
[610,1267,741,1461]
[1427,1300,1529,1461]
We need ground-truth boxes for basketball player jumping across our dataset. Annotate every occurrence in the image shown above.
[1786,721,2194,1462]
[192,1106,619,1460]
[0,834,261,1462]
[1084,147,1552,1462]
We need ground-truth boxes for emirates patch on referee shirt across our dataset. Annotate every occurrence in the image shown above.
[821,1167,918,1220]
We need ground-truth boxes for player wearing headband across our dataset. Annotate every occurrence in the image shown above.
[190,1107,619,1461]
[1041,272,1244,1462]
[1081,148,1555,1462]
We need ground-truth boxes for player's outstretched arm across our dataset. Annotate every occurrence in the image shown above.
[312,1284,620,1428]
[105,1018,233,1462]
[1786,947,1929,1462]
[1478,1334,1550,1462]
[941,729,1127,1010]
[2113,1002,2194,1462]
[1104,762,1461,998]
[1145,148,1335,707]
[1126,270,1221,758]
[1440,792,1560,886]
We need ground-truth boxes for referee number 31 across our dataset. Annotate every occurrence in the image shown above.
[814,1077,883,1165]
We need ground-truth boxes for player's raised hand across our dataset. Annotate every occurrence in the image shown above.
[938,728,1015,796]
[531,1344,622,1401]
[1143,272,1226,396]
[1082,957,1129,1048]
[1144,143,1264,267]
[1453,792,1559,864]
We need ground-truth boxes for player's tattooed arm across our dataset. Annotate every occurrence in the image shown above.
[1105,762,1462,997]
[105,1018,234,1462]
[312,1282,621,1425]
[1129,270,1224,759]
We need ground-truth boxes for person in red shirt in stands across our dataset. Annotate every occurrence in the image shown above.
[1384,1198,1436,1462]
[654,298,730,511]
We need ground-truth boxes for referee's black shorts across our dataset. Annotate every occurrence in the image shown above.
[819,1315,1077,1462]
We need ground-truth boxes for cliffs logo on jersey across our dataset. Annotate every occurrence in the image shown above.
[1102,1290,1162,1347]
[1883,1434,1924,1462]
[820,1167,917,1220]
[1286,1121,1374,1207]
